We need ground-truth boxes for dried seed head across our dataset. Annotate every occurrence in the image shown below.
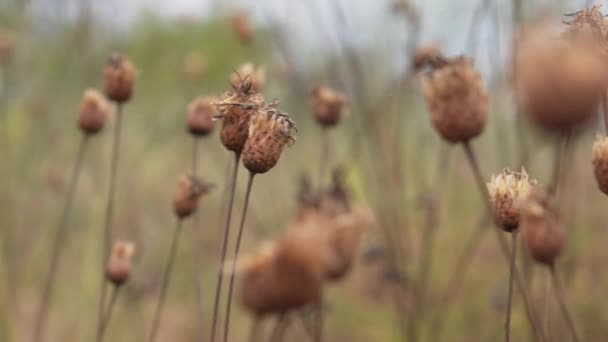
[516,27,608,131]
[562,6,608,55]
[231,63,266,93]
[521,190,564,266]
[216,78,265,153]
[592,135,608,195]
[172,175,214,219]
[186,96,216,137]
[242,103,296,174]
[231,10,254,44]
[412,44,442,70]
[106,241,136,286]
[421,56,488,143]
[487,168,537,232]
[311,86,347,127]
[78,89,109,135]
[104,53,136,103]
[0,30,15,65]
[183,52,207,82]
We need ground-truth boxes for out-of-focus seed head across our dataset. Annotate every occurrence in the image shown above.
[183,52,207,82]
[516,26,608,131]
[186,96,216,137]
[231,10,254,44]
[106,241,136,286]
[230,63,266,93]
[319,167,351,216]
[421,55,488,143]
[487,168,537,232]
[172,175,214,219]
[311,86,347,127]
[412,44,442,70]
[592,135,608,195]
[78,89,109,135]
[104,53,136,103]
[562,6,607,54]
[0,30,15,65]
[242,102,296,174]
[521,189,564,266]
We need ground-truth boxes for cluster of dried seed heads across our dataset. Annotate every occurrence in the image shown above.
[186,96,216,137]
[311,86,347,127]
[487,169,536,232]
[104,53,136,103]
[78,89,109,135]
[106,241,136,286]
[173,175,213,219]
[521,190,564,266]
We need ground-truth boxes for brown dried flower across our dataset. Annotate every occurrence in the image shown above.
[186,96,216,137]
[487,169,536,232]
[242,103,296,174]
[421,56,488,143]
[562,5,608,55]
[78,89,109,135]
[104,53,136,103]
[230,63,266,93]
[231,10,254,44]
[173,175,214,219]
[592,135,608,195]
[106,241,136,286]
[521,190,564,266]
[312,86,347,127]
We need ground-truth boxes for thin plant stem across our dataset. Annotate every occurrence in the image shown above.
[602,91,608,135]
[549,265,580,342]
[191,137,205,341]
[97,103,124,333]
[97,285,120,342]
[314,300,323,342]
[318,127,329,190]
[223,172,256,342]
[32,135,89,342]
[147,219,184,342]
[249,316,261,342]
[269,314,288,342]
[462,141,546,342]
[209,152,241,342]
[505,230,518,342]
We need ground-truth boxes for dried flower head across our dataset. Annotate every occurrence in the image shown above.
[186,96,216,137]
[242,103,296,174]
[173,175,214,219]
[106,241,136,286]
[0,30,15,65]
[183,52,207,82]
[521,190,564,266]
[104,53,136,103]
[78,89,109,135]
[412,44,442,70]
[215,77,265,153]
[516,26,608,130]
[487,169,537,232]
[592,135,608,195]
[311,86,347,127]
[231,10,254,44]
[421,55,488,143]
[562,6,608,55]
[230,63,266,93]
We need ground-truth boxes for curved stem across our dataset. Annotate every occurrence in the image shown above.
[191,137,205,341]
[147,220,184,342]
[318,127,329,191]
[223,172,255,342]
[97,103,124,333]
[209,152,241,342]
[505,230,517,342]
[269,313,288,342]
[97,285,120,342]
[31,135,89,342]
[550,265,580,342]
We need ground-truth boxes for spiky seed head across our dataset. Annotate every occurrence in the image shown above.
[0,30,15,65]
[242,103,296,174]
[487,168,537,232]
[104,53,136,103]
[78,89,109,135]
[311,86,347,127]
[172,175,214,219]
[106,241,136,286]
[562,5,607,55]
[516,26,608,131]
[183,52,207,82]
[186,96,216,137]
[592,135,608,195]
[231,10,254,44]
[521,189,564,266]
[231,63,266,93]
[421,55,488,143]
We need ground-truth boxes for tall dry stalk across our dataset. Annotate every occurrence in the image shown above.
[505,231,518,342]
[549,265,580,342]
[96,285,120,342]
[191,137,205,340]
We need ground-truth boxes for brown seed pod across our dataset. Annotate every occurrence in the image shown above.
[242,103,296,174]
[515,27,608,131]
[105,241,136,286]
[0,30,15,65]
[231,10,254,44]
[230,63,266,93]
[216,79,265,153]
[172,175,214,219]
[183,52,207,82]
[78,89,109,135]
[521,190,564,266]
[104,53,136,103]
[487,168,537,232]
[421,55,488,143]
[311,86,346,127]
[592,135,608,195]
[186,96,216,137]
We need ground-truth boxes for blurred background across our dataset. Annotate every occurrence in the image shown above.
[1,0,606,341]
